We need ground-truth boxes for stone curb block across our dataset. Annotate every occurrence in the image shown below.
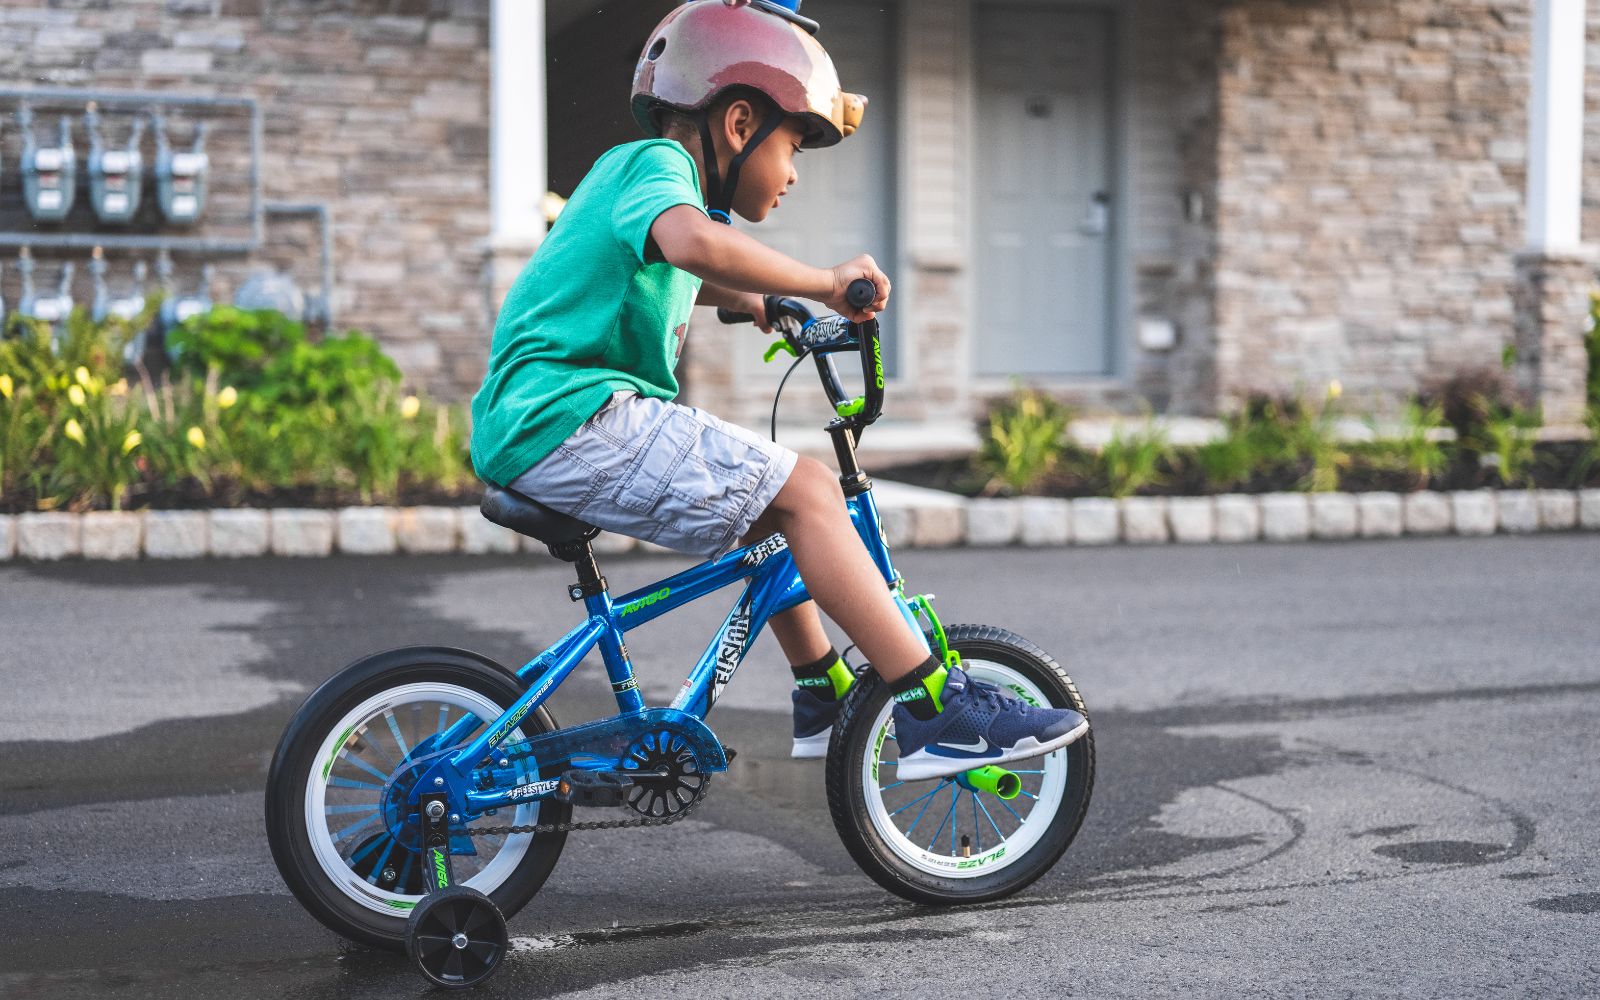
[0,513,15,560]
[459,507,519,555]
[1404,492,1451,535]
[968,498,1023,547]
[1535,490,1577,531]
[1451,491,1498,536]
[272,509,335,557]
[1260,493,1310,541]
[911,502,966,549]
[1015,498,1070,547]
[338,507,398,555]
[1119,497,1170,544]
[82,511,143,560]
[210,509,270,557]
[1496,490,1539,534]
[1166,497,1215,544]
[145,510,207,559]
[19,511,81,560]
[1578,489,1600,530]
[1213,495,1261,542]
[1310,493,1358,540]
[1356,493,1403,538]
[395,506,456,554]
[879,505,913,550]
[1071,498,1118,545]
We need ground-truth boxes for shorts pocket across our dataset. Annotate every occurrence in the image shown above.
[615,408,698,518]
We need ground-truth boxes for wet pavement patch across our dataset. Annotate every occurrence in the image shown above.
[1371,840,1507,865]
[1527,893,1600,914]
[1351,824,1417,839]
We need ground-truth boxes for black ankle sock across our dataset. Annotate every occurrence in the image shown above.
[888,654,945,721]
[790,647,846,701]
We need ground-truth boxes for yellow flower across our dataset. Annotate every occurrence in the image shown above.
[1327,379,1343,401]
[186,425,206,449]
[0,373,12,400]
[400,395,422,420]
[110,378,129,397]
[74,366,92,388]
[122,429,142,454]
[68,384,87,407]
[217,385,238,409]
[64,418,86,444]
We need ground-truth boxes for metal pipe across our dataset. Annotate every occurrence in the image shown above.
[263,202,335,325]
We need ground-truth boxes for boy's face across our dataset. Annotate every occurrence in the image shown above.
[728,113,807,224]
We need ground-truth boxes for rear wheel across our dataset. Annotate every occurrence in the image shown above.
[825,625,1094,904]
[266,647,569,950]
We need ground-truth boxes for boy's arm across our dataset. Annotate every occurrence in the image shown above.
[652,205,890,322]
[694,282,772,331]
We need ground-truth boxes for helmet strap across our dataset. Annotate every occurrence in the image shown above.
[697,107,784,225]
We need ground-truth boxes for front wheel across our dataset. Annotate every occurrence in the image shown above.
[825,625,1094,905]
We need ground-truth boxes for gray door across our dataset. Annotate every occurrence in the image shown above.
[975,5,1115,376]
[739,0,897,372]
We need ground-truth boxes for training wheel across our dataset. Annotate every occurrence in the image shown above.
[404,886,509,989]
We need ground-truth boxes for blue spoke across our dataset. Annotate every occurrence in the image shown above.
[929,785,959,851]
[878,781,905,792]
[365,837,399,885]
[1008,769,1045,774]
[889,783,943,818]
[343,753,391,783]
[384,710,411,760]
[999,797,1026,824]
[904,783,946,834]
[1018,789,1039,800]
[976,796,1007,844]
[328,776,383,791]
[347,835,388,866]
[437,704,450,735]
[332,812,382,842]
[354,728,396,770]
[972,792,982,852]
[880,760,896,767]
[397,853,414,891]
[325,803,382,816]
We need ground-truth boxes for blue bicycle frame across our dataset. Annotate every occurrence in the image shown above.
[413,484,933,816]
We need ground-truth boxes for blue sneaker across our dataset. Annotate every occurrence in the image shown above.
[892,667,1089,781]
[791,687,842,759]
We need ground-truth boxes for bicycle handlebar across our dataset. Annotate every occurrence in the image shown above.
[715,279,884,430]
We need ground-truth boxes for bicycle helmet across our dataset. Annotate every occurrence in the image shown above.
[631,0,867,223]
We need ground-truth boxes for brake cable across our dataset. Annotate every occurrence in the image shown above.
[770,343,812,443]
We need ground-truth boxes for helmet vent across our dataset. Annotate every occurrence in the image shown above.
[647,37,667,61]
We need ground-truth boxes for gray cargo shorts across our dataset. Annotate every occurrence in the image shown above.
[507,391,798,560]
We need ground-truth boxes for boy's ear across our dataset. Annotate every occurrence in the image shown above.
[719,98,759,155]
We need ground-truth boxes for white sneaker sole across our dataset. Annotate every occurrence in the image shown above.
[791,727,831,760]
[894,719,1089,782]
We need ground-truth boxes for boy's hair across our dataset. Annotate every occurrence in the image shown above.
[656,86,779,149]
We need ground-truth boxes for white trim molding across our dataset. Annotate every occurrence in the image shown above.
[1525,0,1587,252]
[491,0,548,249]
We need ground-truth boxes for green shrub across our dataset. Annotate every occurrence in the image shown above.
[1587,291,1599,411]
[1358,400,1449,489]
[1480,407,1540,487]
[1098,423,1168,498]
[977,388,1071,495]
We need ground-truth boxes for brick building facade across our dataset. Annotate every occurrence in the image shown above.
[3,0,1594,447]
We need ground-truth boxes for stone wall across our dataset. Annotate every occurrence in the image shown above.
[0,0,492,400]
[1209,0,1597,414]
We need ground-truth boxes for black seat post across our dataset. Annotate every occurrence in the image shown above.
[549,538,608,603]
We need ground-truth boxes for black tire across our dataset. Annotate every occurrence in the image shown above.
[265,646,570,951]
[825,625,1094,905]
[406,886,508,990]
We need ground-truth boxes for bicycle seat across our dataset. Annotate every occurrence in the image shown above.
[480,484,600,549]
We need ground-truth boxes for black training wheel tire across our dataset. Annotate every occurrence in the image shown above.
[406,886,509,990]
[825,624,1095,905]
[265,646,570,952]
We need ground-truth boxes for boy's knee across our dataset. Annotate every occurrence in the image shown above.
[784,457,842,507]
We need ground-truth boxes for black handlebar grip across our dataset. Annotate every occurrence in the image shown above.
[845,278,876,310]
[716,308,755,325]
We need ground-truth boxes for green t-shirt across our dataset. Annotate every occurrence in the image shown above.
[471,139,706,486]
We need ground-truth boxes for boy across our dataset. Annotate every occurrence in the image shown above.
[471,0,1087,780]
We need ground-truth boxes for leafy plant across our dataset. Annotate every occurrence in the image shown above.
[1586,291,1599,411]
[1098,423,1169,498]
[1479,407,1540,487]
[977,387,1072,495]
[1359,400,1449,489]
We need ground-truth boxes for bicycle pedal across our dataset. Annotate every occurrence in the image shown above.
[721,746,737,764]
[556,769,652,808]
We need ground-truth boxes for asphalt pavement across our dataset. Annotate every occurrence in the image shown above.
[2,535,1598,998]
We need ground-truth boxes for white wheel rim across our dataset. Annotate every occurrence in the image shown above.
[861,660,1069,878]
[304,682,538,917]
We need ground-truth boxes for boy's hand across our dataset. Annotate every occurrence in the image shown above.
[827,254,891,323]
[740,291,776,333]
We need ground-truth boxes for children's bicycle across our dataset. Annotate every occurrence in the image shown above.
[265,280,1095,989]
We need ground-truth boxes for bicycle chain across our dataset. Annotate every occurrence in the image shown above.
[463,774,710,838]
